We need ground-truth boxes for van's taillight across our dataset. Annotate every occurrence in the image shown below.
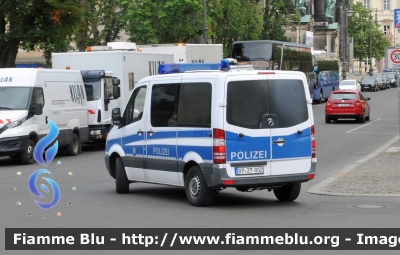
[213,128,226,164]
[355,101,361,107]
[311,125,315,159]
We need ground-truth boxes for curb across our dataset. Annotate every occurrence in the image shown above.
[307,135,400,197]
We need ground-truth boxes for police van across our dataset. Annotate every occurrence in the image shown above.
[104,60,316,206]
[0,68,89,164]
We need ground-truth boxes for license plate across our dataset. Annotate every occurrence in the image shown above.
[338,104,349,107]
[235,166,264,175]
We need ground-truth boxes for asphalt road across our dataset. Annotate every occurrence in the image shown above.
[1,88,399,255]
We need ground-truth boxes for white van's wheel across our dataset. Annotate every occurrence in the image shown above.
[20,139,35,164]
[65,133,80,156]
[185,166,213,206]
[115,157,129,193]
[273,183,301,201]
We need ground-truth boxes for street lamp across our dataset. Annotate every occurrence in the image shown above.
[342,0,353,81]
[369,8,378,76]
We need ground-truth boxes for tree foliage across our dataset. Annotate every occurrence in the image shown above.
[75,0,126,52]
[348,1,391,63]
[0,0,81,67]
[207,0,264,57]
[123,0,203,44]
[260,0,291,42]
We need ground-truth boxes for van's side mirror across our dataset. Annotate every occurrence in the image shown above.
[112,78,120,86]
[113,86,120,99]
[34,103,43,115]
[112,108,122,126]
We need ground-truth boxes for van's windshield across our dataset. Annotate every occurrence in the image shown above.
[0,87,32,110]
[83,78,101,101]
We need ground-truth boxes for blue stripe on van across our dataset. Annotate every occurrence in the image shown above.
[147,144,177,159]
[178,130,212,138]
[225,131,271,162]
[106,138,120,152]
[272,127,311,159]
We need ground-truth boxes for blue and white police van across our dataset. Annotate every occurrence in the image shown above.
[104,60,316,206]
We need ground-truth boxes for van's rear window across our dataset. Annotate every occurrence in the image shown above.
[226,79,308,129]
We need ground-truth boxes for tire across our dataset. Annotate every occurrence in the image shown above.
[325,116,331,123]
[20,139,35,164]
[185,166,213,206]
[318,91,323,104]
[365,114,370,121]
[358,115,365,123]
[273,183,301,202]
[115,157,129,193]
[374,85,378,92]
[65,133,80,156]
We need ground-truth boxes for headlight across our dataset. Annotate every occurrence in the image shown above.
[6,116,27,129]
[90,130,102,135]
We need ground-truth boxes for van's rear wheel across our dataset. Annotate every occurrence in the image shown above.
[116,157,129,193]
[20,139,35,164]
[185,166,213,206]
[65,133,80,156]
[273,183,301,202]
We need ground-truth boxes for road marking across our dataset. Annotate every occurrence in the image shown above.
[350,132,398,135]
[346,118,380,133]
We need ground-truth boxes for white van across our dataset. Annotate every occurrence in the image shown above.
[0,68,89,164]
[104,61,316,206]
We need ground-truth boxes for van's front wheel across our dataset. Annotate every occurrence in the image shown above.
[65,133,80,156]
[20,139,35,164]
[273,183,301,201]
[185,166,213,206]
[116,157,129,193]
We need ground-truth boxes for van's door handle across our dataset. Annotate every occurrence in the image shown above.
[238,133,244,138]
[137,130,144,135]
[147,130,154,135]
[273,139,286,145]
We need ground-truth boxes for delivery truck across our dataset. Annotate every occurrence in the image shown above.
[52,43,174,142]
[0,68,89,164]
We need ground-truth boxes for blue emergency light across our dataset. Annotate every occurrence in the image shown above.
[158,60,231,74]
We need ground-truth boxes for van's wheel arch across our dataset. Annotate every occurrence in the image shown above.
[273,183,301,201]
[65,132,80,156]
[185,165,213,206]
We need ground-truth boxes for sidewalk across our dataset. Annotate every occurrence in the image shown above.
[308,136,400,196]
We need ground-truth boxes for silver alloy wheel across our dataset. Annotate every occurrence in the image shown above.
[27,144,33,159]
[189,175,201,199]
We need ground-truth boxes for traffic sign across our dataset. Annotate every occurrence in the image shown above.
[395,9,400,29]
[387,48,400,69]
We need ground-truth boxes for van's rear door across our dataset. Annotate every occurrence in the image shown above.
[224,74,271,178]
[268,74,312,175]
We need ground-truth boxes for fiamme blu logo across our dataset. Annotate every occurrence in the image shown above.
[28,119,60,210]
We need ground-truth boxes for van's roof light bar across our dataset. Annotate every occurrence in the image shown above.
[158,59,233,74]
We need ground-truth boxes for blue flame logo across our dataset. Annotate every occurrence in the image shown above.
[28,119,60,210]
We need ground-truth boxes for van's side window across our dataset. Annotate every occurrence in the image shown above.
[151,84,180,127]
[124,86,147,125]
[34,88,45,106]
[178,83,211,127]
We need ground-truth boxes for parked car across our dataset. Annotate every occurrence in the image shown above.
[377,73,390,90]
[360,77,378,92]
[339,80,361,91]
[325,90,371,123]
[383,72,398,87]
[373,75,387,90]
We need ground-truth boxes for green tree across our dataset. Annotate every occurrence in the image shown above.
[260,0,291,41]
[123,0,203,44]
[0,0,81,68]
[348,1,391,69]
[207,0,264,57]
[75,0,125,52]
